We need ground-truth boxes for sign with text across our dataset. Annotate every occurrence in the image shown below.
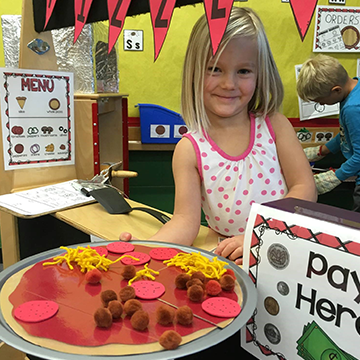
[241,200,360,359]
[0,68,75,170]
[313,6,360,52]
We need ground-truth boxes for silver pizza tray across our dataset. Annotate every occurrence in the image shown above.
[0,240,257,360]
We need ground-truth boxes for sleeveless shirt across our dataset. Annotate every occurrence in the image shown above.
[183,113,288,237]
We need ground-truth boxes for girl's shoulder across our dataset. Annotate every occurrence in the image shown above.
[266,112,292,131]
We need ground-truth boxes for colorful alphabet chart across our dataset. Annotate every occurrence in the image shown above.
[0,68,74,170]
[241,199,360,360]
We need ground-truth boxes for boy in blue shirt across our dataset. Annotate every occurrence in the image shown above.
[297,54,360,210]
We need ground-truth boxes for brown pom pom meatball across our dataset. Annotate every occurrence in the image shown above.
[219,274,235,291]
[191,271,206,283]
[186,278,205,290]
[130,310,149,331]
[187,284,205,302]
[175,305,193,325]
[107,300,123,319]
[121,265,137,280]
[94,307,113,328]
[156,305,175,325]
[123,299,143,317]
[159,330,182,350]
[175,273,191,289]
[100,289,118,307]
[119,285,136,302]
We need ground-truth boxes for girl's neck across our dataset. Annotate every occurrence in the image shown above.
[206,114,252,157]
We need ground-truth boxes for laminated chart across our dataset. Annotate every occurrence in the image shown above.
[0,68,74,170]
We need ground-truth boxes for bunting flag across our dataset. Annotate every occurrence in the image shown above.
[289,0,318,41]
[44,0,59,30]
[74,0,94,44]
[203,0,234,56]
[149,0,177,61]
[108,0,132,53]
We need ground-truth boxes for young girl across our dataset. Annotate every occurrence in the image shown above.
[120,7,316,265]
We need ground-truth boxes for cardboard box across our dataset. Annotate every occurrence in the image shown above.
[241,198,360,359]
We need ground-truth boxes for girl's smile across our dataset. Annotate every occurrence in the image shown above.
[203,36,257,124]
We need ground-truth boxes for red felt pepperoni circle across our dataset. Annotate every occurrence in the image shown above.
[120,251,151,265]
[106,242,135,254]
[131,281,165,299]
[149,247,178,260]
[14,300,59,323]
[202,297,241,318]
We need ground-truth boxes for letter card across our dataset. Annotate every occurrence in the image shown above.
[241,198,360,359]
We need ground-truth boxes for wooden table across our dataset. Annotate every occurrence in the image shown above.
[1,199,218,269]
[53,199,218,251]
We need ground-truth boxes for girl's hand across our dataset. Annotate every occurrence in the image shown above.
[119,232,138,241]
[214,235,244,265]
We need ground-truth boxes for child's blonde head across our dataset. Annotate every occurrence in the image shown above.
[296,54,349,102]
[181,6,283,132]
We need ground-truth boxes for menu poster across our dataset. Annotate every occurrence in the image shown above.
[0,68,74,170]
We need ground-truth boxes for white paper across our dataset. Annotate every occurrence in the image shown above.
[0,180,94,216]
[313,6,360,53]
[295,64,339,121]
[241,203,360,359]
[0,68,75,170]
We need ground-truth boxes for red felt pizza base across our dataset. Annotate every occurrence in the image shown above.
[8,244,240,348]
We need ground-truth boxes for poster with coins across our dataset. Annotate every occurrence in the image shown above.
[313,6,360,53]
[0,68,74,170]
[241,199,360,360]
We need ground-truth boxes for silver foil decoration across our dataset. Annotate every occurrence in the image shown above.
[1,16,119,94]
[52,24,95,93]
[1,15,21,68]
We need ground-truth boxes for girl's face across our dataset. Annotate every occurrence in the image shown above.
[203,37,257,125]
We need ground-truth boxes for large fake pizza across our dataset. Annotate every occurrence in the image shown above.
[0,242,244,357]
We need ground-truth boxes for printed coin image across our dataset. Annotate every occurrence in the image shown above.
[264,296,279,316]
[264,323,281,345]
[155,125,166,135]
[277,281,290,296]
[49,98,60,110]
[267,243,290,270]
[14,144,24,154]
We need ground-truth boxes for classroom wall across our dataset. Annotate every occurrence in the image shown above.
[1,0,359,120]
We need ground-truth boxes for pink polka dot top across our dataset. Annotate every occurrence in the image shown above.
[183,113,288,237]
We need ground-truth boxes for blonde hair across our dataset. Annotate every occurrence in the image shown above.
[297,54,349,102]
[181,6,283,132]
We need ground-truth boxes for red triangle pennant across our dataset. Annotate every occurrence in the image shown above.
[203,0,234,56]
[149,0,176,61]
[107,0,132,53]
[44,0,58,30]
[289,0,318,41]
[74,0,94,44]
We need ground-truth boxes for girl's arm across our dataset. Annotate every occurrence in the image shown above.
[270,112,317,202]
[146,137,202,246]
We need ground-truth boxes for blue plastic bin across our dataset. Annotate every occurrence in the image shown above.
[137,103,188,144]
